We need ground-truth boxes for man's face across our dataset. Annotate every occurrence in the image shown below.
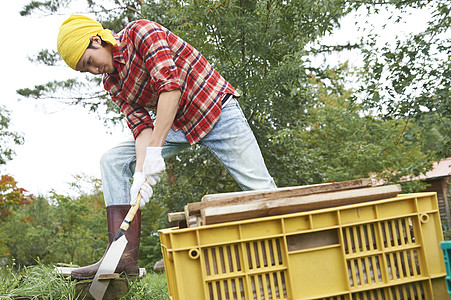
[76,36,115,74]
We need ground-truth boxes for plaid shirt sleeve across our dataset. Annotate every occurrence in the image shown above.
[130,20,181,95]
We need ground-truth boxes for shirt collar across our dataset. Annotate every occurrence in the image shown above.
[112,36,125,67]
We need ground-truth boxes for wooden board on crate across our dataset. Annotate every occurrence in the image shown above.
[190,178,374,215]
[179,178,375,227]
[168,179,405,227]
[180,178,373,228]
[200,184,401,225]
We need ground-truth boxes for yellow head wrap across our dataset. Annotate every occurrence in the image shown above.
[57,15,117,70]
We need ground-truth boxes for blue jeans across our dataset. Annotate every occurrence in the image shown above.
[100,98,276,206]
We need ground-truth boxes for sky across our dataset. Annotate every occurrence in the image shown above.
[1,1,431,197]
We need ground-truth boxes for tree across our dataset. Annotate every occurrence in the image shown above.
[0,106,24,166]
[0,175,33,220]
[0,175,34,259]
[269,64,432,191]
[1,173,164,270]
[4,196,55,266]
[3,175,107,268]
[355,0,450,159]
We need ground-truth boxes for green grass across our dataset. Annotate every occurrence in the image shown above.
[0,263,169,300]
[122,272,170,300]
[0,263,76,299]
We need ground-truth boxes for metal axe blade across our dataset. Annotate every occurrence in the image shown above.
[89,235,128,300]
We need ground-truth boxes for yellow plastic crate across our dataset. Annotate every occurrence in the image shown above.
[159,192,447,300]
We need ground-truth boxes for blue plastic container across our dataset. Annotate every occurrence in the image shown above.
[440,241,451,298]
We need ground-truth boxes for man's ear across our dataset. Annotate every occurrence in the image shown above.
[89,35,102,47]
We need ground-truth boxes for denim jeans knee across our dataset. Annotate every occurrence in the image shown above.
[198,98,276,190]
[100,141,136,206]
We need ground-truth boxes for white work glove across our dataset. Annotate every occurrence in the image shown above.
[130,172,153,208]
[142,147,166,186]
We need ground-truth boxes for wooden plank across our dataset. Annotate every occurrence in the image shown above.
[168,212,186,222]
[202,178,373,202]
[185,205,201,227]
[98,273,120,280]
[187,178,374,217]
[54,267,146,279]
[200,184,401,225]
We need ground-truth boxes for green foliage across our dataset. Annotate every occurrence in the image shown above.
[268,65,433,189]
[2,175,108,268]
[49,191,107,266]
[124,272,170,300]
[138,196,168,268]
[1,174,165,272]
[0,107,24,166]
[355,0,450,159]
[4,197,55,266]
[0,175,33,218]
[164,0,348,133]
[16,77,122,128]
[27,49,60,66]
[0,175,33,258]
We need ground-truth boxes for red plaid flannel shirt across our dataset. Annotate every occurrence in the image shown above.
[103,20,239,145]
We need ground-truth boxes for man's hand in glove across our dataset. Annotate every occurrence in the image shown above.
[142,147,165,186]
[130,172,153,208]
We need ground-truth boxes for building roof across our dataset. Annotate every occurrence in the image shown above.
[418,157,451,180]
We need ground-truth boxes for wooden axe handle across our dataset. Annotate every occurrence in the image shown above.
[120,197,141,232]
[113,190,144,241]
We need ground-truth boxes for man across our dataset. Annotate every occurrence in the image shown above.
[57,14,276,279]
